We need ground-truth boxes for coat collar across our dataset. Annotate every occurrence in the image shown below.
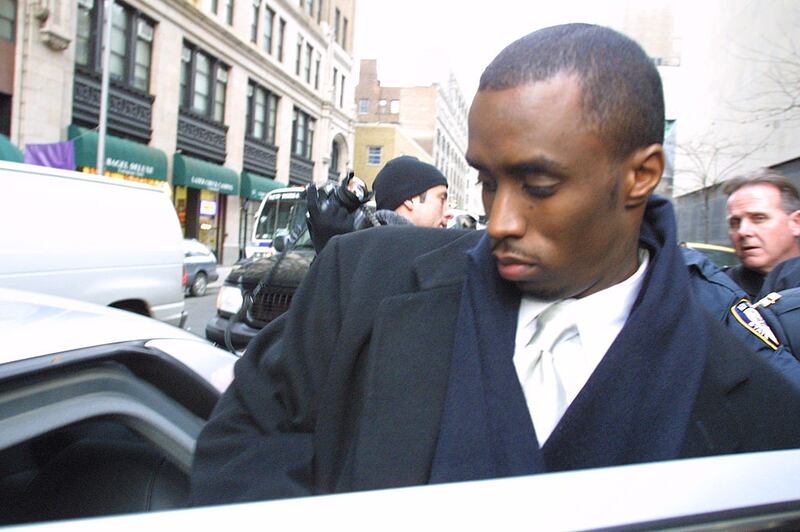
[413,230,483,291]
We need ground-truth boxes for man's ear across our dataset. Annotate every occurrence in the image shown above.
[623,144,664,209]
[788,210,800,238]
[402,198,416,211]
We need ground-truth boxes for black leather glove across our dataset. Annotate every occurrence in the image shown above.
[305,184,358,253]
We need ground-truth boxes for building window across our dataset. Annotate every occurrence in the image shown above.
[314,57,320,90]
[390,99,400,114]
[108,3,129,79]
[201,0,218,14]
[75,1,153,94]
[267,92,278,144]
[358,98,368,114]
[0,0,15,41]
[213,66,227,122]
[132,19,153,92]
[263,6,274,54]
[316,0,321,23]
[292,108,315,159]
[180,43,229,124]
[250,0,260,43]
[277,18,285,61]
[339,74,345,108]
[305,0,313,17]
[247,81,279,144]
[334,8,340,43]
[342,17,348,49]
[75,0,92,64]
[304,43,313,83]
[367,146,382,166]
[295,34,302,75]
[332,67,338,102]
[223,0,234,24]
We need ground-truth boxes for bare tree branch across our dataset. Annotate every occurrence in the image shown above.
[675,132,771,241]
[725,14,800,123]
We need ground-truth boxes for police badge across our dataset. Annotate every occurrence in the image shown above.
[731,299,781,350]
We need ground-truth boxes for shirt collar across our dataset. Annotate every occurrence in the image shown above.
[516,249,650,356]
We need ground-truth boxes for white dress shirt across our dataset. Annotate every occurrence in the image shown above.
[513,250,650,445]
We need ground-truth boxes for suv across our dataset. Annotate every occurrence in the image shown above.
[205,230,315,351]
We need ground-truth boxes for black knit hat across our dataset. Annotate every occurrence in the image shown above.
[373,156,448,211]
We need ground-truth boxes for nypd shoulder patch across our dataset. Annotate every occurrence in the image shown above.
[730,299,780,350]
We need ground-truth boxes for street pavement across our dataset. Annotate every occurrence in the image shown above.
[184,265,232,339]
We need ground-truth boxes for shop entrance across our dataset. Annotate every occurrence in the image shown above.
[174,186,227,257]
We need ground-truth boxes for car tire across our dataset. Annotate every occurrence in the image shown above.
[190,272,208,297]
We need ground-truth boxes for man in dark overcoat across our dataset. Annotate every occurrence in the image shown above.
[190,23,800,505]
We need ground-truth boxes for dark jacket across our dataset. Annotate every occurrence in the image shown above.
[683,248,800,384]
[758,256,800,297]
[753,256,800,361]
[758,288,800,360]
[191,202,800,506]
[725,264,765,300]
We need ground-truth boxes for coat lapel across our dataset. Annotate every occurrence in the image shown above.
[348,233,475,491]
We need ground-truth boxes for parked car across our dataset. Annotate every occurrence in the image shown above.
[0,287,237,526]
[681,241,740,268]
[6,448,800,530]
[206,230,315,352]
[0,161,186,326]
[183,239,219,297]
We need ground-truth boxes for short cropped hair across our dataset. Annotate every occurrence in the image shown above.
[723,169,800,214]
[479,23,665,161]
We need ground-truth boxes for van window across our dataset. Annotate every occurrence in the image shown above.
[254,195,305,241]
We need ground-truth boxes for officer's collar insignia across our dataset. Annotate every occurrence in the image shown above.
[754,292,782,308]
[731,299,780,350]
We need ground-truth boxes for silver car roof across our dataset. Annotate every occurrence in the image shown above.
[0,288,235,391]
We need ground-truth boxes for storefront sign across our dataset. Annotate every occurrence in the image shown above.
[105,158,156,178]
[189,175,236,194]
[200,199,218,216]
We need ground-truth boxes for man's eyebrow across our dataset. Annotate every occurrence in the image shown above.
[505,157,569,178]
[465,156,569,177]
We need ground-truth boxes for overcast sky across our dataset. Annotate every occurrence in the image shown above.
[352,0,639,99]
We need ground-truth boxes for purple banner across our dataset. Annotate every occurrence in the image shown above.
[24,140,76,171]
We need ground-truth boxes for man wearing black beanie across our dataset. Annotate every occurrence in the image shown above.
[372,155,453,228]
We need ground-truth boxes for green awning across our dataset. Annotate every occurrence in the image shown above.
[68,124,167,180]
[0,134,24,163]
[173,153,239,195]
[241,171,283,200]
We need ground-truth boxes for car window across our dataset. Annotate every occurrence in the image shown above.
[0,357,208,526]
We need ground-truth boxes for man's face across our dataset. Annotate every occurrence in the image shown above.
[407,185,452,228]
[727,183,800,273]
[466,74,642,300]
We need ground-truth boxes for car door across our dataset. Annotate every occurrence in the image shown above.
[0,342,219,525]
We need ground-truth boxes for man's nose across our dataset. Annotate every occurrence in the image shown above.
[485,187,526,240]
[736,218,756,237]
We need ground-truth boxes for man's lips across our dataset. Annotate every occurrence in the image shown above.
[494,253,538,280]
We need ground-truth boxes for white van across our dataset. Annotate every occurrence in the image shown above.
[245,186,306,258]
[0,161,186,326]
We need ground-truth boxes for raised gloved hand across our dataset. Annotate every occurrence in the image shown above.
[305,184,358,253]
